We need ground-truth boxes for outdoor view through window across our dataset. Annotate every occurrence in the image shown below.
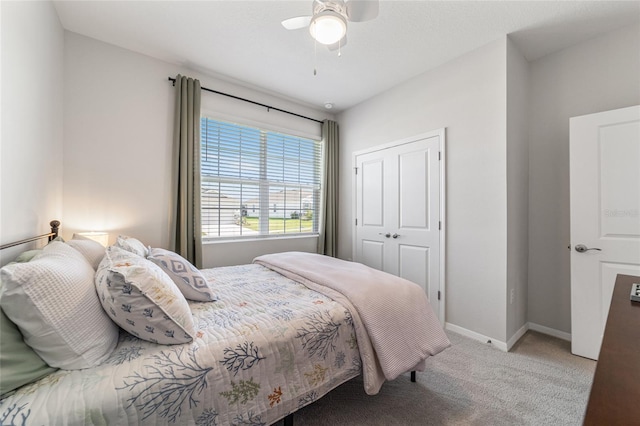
[201,117,322,239]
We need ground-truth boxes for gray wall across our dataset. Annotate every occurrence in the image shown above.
[527,23,640,335]
[62,32,331,267]
[0,1,64,265]
[506,38,530,343]
[339,23,640,343]
[338,38,510,343]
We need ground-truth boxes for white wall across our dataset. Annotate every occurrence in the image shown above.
[63,32,174,248]
[338,38,509,342]
[506,38,530,343]
[528,23,640,334]
[0,1,64,266]
[63,32,331,266]
[203,236,318,268]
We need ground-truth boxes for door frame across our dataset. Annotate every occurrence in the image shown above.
[351,128,446,324]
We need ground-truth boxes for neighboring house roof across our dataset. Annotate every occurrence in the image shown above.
[245,188,314,206]
[201,189,240,207]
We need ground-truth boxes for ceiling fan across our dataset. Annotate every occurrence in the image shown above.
[282,0,379,50]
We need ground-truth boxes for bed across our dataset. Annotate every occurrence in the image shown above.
[0,221,450,425]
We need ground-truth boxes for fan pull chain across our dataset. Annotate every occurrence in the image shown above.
[313,37,318,76]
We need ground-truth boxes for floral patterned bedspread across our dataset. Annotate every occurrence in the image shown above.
[0,264,361,425]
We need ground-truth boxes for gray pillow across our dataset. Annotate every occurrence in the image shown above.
[147,248,216,302]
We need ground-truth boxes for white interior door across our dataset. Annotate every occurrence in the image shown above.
[354,130,444,321]
[570,105,640,360]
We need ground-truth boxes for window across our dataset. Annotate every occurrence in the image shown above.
[201,117,322,239]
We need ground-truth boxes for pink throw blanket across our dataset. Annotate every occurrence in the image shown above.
[254,251,450,394]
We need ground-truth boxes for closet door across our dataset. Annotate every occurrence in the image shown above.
[354,130,444,320]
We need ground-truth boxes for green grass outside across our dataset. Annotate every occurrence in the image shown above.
[243,216,313,233]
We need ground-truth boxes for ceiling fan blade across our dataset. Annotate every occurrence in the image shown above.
[327,35,347,51]
[281,16,312,30]
[345,0,379,22]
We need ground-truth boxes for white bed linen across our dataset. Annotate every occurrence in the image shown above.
[0,264,361,425]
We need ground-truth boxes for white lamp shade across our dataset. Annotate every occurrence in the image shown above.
[77,231,109,247]
[309,11,347,45]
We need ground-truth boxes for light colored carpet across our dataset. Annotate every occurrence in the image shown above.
[278,331,595,425]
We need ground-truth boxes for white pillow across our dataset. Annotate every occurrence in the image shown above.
[115,235,149,257]
[0,242,119,369]
[147,248,216,302]
[67,234,106,270]
[95,246,195,344]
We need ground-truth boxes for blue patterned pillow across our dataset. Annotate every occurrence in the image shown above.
[147,248,217,302]
[95,246,195,345]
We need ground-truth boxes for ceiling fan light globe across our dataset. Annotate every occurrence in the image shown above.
[310,11,347,45]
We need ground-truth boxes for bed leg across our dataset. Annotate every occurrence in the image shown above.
[411,371,416,382]
[283,413,294,426]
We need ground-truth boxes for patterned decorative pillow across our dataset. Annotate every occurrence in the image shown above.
[67,235,106,270]
[0,242,119,369]
[95,246,195,344]
[114,235,149,257]
[147,248,216,302]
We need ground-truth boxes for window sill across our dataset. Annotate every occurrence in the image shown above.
[203,234,319,245]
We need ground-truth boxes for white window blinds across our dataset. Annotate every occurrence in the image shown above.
[201,117,322,239]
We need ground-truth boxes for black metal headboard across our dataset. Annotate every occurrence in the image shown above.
[0,220,60,251]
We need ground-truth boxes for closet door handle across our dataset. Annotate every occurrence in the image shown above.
[392,233,399,239]
[379,232,391,238]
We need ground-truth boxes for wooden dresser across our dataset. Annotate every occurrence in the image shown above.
[583,274,640,425]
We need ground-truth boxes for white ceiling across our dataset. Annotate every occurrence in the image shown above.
[53,1,640,113]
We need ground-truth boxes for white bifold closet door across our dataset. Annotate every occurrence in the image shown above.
[354,130,444,321]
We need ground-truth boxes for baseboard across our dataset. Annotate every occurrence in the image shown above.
[506,323,529,351]
[528,322,571,342]
[445,322,508,352]
[445,322,571,352]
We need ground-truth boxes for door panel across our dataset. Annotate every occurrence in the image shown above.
[356,152,392,273]
[599,122,640,238]
[599,263,640,325]
[361,239,384,271]
[361,160,385,226]
[399,150,428,228]
[398,244,429,295]
[570,105,640,360]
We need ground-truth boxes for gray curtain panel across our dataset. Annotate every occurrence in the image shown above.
[318,119,339,257]
[170,75,203,268]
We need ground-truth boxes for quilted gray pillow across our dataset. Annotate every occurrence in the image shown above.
[147,248,216,302]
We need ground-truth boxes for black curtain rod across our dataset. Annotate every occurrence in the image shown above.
[168,77,323,125]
